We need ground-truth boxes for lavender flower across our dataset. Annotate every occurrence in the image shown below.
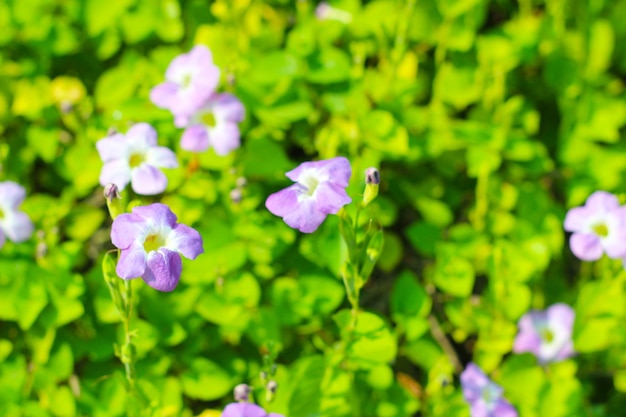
[150,45,221,122]
[96,123,178,195]
[0,181,34,248]
[265,157,352,233]
[179,93,245,155]
[111,203,203,292]
[513,303,575,364]
[461,363,517,417]
[563,191,626,261]
[222,403,284,417]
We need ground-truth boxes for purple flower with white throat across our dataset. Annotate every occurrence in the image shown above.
[564,191,626,261]
[513,303,575,364]
[461,363,517,417]
[150,45,220,121]
[265,157,352,233]
[97,123,178,195]
[222,403,284,417]
[111,203,203,292]
[179,93,245,155]
[0,181,34,248]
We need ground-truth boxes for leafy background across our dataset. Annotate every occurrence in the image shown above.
[1,0,626,416]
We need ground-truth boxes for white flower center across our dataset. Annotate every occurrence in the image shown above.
[181,73,192,88]
[481,383,500,408]
[144,233,166,253]
[300,174,320,197]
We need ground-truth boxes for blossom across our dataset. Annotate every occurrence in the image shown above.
[97,123,178,195]
[0,181,34,248]
[221,403,284,417]
[150,45,221,122]
[461,363,517,417]
[265,157,352,233]
[179,93,245,155]
[111,203,203,291]
[513,303,575,364]
[315,2,353,23]
[563,191,626,261]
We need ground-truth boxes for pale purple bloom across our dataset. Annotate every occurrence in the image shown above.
[265,157,352,233]
[150,45,221,121]
[111,203,203,292]
[461,363,517,417]
[315,2,353,23]
[179,93,245,155]
[513,303,575,364]
[222,403,284,417]
[564,191,626,261]
[97,123,178,195]
[0,181,34,248]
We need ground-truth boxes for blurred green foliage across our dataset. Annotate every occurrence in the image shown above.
[2,0,626,416]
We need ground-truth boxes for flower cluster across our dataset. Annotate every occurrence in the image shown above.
[461,363,517,417]
[151,45,245,155]
[564,190,626,261]
[0,181,33,249]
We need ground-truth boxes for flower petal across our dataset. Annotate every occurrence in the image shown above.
[99,159,132,190]
[126,123,158,148]
[131,165,168,195]
[547,303,575,334]
[111,213,148,249]
[460,363,491,402]
[180,125,210,152]
[569,233,603,261]
[150,82,179,109]
[0,229,5,249]
[1,211,34,243]
[0,181,27,210]
[213,93,245,122]
[146,146,178,169]
[142,249,182,292]
[266,185,302,217]
[209,122,240,155]
[116,244,147,279]
[493,399,518,417]
[585,190,619,212]
[221,403,267,417]
[167,224,203,260]
[132,203,178,229]
[96,134,127,162]
[282,197,328,233]
[315,182,352,214]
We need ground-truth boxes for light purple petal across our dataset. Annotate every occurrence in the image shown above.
[180,125,210,152]
[2,212,34,242]
[132,203,178,229]
[116,244,147,279]
[167,224,203,260]
[111,213,148,249]
[209,122,241,155]
[266,185,301,217]
[512,326,542,356]
[146,146,178,168]
[126,123,158,148]
[469,401,490,417]
[286,157,351,187]
[563,206,592,232]
[0,229,5,249]
[131,165,168,195]
[96,134,127,162]
[282,196,328,233]
[222,403,268,417]
[547,303,575,332]
[99,159,132,191]
[268,414,285,417]
[174,114,191,128]
[585,191,620,212]
[165,53,192,83]
[142,249,182,292]
[493,399,518,417]
[569,233,603,261]
[213,93,245,122]
[150,82,179,109]
[187,45,215,69]
[0,181,27,210]
[314,182,352,214]
[460,363,490,402]
[555,340,576,361]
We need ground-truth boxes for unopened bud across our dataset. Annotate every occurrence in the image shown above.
[236,177,247,188]
[234,383,251,402]
[230,188,243,204]
[104,184,123,219]
[362,168,380,207]
[104,183,121,201]
[267,380,278,394]
[260,371,268,381]
[107,127,119,136]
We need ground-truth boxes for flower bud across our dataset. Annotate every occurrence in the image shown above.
[362,167,380,207]
[267,380,278,394]
[234,383,251,402]
[103,184,123,219]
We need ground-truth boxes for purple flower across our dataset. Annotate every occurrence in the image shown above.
[564,191,626,261]
[513,303,575,364]
[222,403,284,417]
[461,363,518,417]
[97,123,178,195]
[0,181,34,248]
[150,45,221,121]
[265,157,352,233]
[111,203,203,292]
[179,93,245,155]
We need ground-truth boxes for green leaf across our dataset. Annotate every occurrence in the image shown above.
[433,257,475,297]
[306,47,351,84]
[181,358,235,401]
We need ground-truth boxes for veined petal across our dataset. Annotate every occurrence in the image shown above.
[150,82,179,109]
[167,224,203,259]
[221,403,267,417]
[111,212,149,249]
[96,134,127,162]
[116,244,147,279]
[132,203,178,230]
[146,146,178,168]
[180,125,210,152]
[100,159,132,191]
[131,165,168,195]
[126,123,158,148]
[209,122,241,156]
[143,249,182,292]
[1,211,34,242]
[0,181,27,210]
[569,233,603,261]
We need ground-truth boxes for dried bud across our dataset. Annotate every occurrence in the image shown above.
[234,383,251,402]
[267,380,278,394]
[365,167,380,185]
